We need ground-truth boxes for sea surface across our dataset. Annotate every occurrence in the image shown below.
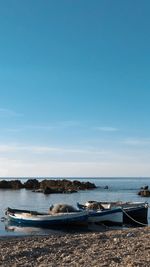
[0,177,149,236]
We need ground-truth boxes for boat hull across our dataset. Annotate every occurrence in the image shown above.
[123,205,148,226]
[6,208,89,227]
[78,201,149,226]
[88,208,123,226]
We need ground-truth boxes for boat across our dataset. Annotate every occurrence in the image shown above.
[90,201,149,226]
[77,201,149,226]
[77,202,122,225]
[5,205,89,227]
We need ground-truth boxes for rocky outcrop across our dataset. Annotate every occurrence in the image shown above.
[138,190,150,197]
[43,187,65,194]
[10,180,24,189]
[0,178,97,194]
[39,179,96,194]
[104,185,109,189]
[24,179,40,190]
[72,180,96,190]
[0,180,23,189]
[138,185,150,197]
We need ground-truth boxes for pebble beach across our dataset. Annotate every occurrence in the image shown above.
[0,226,149,267]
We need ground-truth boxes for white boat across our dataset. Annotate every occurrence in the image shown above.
[77,201,149,226]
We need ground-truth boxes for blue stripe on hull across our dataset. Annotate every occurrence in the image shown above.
[89,208,122,217]
[8,215,88,227]
[88,208,123,226]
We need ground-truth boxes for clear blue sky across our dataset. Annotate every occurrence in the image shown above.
[0,0,150,177]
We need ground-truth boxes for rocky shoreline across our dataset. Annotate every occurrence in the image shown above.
[0,226,149,266]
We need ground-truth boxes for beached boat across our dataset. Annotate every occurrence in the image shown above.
[90,201,149,226]
[5,206,89,227]
[77,201,149,226]
[77,203,123,225]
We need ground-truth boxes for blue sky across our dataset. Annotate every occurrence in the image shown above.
[0,0,150,177]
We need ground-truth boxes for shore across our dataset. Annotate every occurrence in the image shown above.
[0,226,149,266]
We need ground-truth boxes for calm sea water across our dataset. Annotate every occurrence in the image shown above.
[0,177,149,236]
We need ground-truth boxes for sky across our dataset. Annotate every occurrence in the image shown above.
[0,0,150,177]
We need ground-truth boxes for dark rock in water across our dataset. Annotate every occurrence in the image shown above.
[138,185,150,197]
[24,179,40,189]
[0,178,96,194]
[140,185,149,190]
[81,181,96,190]
[138,189,150,197]
[104,185,109,189]
[72,180,96,190]
[43,186,65,194]
[10,180,23,189]
[0,180,23,189]
[72,180,82,189]
[40,179,96,194]
[40,179,59,190]
[43,186,77,194]
[0,180,10,189]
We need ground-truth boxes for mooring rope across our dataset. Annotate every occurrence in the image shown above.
[121,208,148,227]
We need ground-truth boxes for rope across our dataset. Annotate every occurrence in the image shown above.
[121,208,148,226]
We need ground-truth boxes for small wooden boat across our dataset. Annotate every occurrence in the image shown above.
[88,201,149,226]
[77,202,123,225]
[5,206,89,227]
[77,201,149,226]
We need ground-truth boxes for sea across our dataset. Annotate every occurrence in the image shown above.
[0,177,149,237]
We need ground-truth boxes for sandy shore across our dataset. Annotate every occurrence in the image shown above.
[0,226,149,267]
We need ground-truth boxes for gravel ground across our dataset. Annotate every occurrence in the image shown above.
[0,226,149,267]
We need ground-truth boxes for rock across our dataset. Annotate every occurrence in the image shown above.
[126,232,135,237]
[141,185,149,190]
[0,178,97,194]
[104,185,109,189]
[40,179,96,194]
[0,217,6,222]
[138,189,150,197]
[10,180,23,189]
[24,179,40,190]
[0,180,23,189]
[72,180,96,190]
[43,187,65,194]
